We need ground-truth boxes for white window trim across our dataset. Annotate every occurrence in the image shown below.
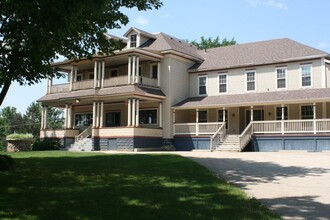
[217,108,230,130]
[218,73,228,94]
[197,109,209,123]
[300,64,313,88]
[246,70,256,92]
[198,75,208,96]
[150,63,158,79]
[299,104,314,119]
[139,108,158,125]
[275,67,287,90]
[129,33,138,48]
[274,105,289,120]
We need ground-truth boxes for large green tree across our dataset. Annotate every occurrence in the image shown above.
[190,36,237,50]
[0,0,162,105]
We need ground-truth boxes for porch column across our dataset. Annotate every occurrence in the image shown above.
[132,99,136,126]
[96,102,100,128]
[172,110,176,135]
[135,99,139,127]
[313,103,316,134]
[222,107,226,122]
[41,106,45,129]
[70,65,74,91]
[250,106,254,122]
[93,102,96,128]
[127,99,132,126]
[157,62,161,87]
[100,102,104,128]
[281,104,285,135]
[159,102,163,127]
[47,78,52,94]
[136,56,140,84]
[64,104,69,129]
[43,106,48,129]
[94,61,98,88]
[68,104,72,129]
[128,56,132,84]
[132,56,136,84]
[196,109,199,136]
[101,61,105,88]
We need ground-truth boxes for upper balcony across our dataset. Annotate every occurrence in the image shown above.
[47,50,163,95]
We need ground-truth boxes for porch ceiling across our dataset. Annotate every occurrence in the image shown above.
[38,85,165,106]
[173,88,330,109]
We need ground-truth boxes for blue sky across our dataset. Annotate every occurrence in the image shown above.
[2,0,330,113]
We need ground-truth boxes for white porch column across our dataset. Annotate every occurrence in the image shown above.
[96,102,100,128]
[136,56,140,84]
[47,78,52,94]
[132,99,136,126]
[172,110,176,135]
[128,56,132,84]
[313,103,316,134]
[64,104,69,129]
[68,104,72,129]
[136,99,139,127]
[250,106,254,122]
[196,109,199,136]
[41,107,45,129]
[101,61,105,88]
[132,56,136,84]
[127,99,132,126]
[70,65,74,91]
[100,102,104,128]
[281,104,285,135]
[93,102,96,128]
[159,102,163,128]
[157,62,161,87]
[43,106,48,129]
[222,107,226,122]
[94,61,98,88]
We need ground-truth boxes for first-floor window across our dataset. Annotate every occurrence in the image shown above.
[75,113,93,126]
[106,112,121,127]
[301,105,313,119]
[139,109,157,125]
[276,106,288,120]
[110,69,118,77]
[198,76,207,95]
[218,109,228,129]
[198,110,208,123]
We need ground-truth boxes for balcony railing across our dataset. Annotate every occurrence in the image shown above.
[141,76,158,87]
[51,83,70,93]
[73,79,94,90]
[103,76,128,87]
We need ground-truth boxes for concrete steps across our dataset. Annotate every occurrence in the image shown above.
[68,138,93,152]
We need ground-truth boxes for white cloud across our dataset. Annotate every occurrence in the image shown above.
[247,0,288,10]
[318,42,330,49]
[135,15,149,26]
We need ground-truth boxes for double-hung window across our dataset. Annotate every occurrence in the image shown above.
[218,73,227,93]
[130,34,137,48]
[198,76,207,96]
[246,70,256,91]
[301,64,312,87]
[301,105,313,119]
[276,67,286,89]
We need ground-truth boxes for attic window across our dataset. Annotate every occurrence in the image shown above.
[130,34,137,48]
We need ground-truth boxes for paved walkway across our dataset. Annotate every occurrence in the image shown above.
[177,151,330,220]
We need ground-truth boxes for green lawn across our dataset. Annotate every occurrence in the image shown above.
[0,152,280,220]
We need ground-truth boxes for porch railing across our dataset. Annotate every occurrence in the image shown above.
[141,76,158,87]
[239,122,253,151]
[103,75,128,87]
[73,79,94,90]
[75,125,92,142]
[51,83,70,93]
[173,122,223,136]
[210,123,226,151]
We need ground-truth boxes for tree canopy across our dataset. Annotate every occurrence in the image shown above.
[0,0,162,105]
[189,36,237,50]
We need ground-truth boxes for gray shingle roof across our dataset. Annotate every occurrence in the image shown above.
[190,38,329,72]
[38,85,165,102]
[140,33,203,60]
[173,88,330,109]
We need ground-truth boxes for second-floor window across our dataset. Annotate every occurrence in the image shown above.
[276,67,286,89]
[198,76,207,95]
[151,64,158,79]
[130,34,137,48]
[246,70,256,91]
[301,64,312,87]
[218,73,227,93]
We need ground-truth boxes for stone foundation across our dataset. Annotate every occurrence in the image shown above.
[6,140,33,152]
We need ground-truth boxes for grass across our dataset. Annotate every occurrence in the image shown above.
[0,152,280,220]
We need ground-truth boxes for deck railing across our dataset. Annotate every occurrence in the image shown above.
[173,122,223,136]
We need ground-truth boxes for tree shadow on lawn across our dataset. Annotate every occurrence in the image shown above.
[186,156,330,219]
[0,154,279,220]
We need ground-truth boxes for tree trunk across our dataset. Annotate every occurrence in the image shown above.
[0,81,11,106]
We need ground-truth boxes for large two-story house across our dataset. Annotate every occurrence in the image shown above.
[38,27,330,152]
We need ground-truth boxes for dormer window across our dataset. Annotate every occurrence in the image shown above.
[130,34,137,48]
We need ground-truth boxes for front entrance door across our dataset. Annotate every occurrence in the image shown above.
[245,109,264,126]
[106,112,121,127]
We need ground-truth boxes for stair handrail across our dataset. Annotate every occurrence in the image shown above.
[239,122,253,151]
[210,122,226,151]
[75,125,92,142]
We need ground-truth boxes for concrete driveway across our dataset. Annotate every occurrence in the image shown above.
[177,151,330,220]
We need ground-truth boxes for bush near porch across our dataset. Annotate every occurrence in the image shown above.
[0,152,280,219]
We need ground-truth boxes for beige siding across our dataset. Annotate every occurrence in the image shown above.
[190,59,323,97]
[326,64,330,87]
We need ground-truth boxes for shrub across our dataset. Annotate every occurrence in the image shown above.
[6,133,33,141]
[0,155,14,171]
[32,139,61,151]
